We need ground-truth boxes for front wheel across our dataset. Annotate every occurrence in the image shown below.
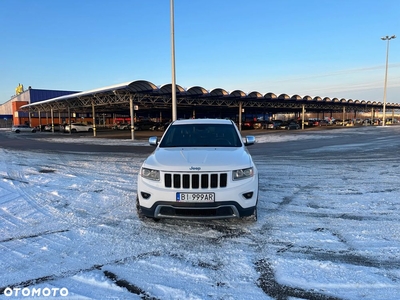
[242,206,257,221]
[136,196,160,222]
[136,196,144,219]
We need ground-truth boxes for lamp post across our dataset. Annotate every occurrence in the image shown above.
[170,0,177,121]
[381,35,396,126]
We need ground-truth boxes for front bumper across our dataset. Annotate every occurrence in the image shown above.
[139,200,256,219]
[137,173,258,219]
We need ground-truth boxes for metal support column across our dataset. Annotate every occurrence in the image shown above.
[51,107,55,133]
[301,104,305,130]
[130,95,135,140]
[342,106,346,127]
[67,107,71,135]
[392,109,395,123]
[238,102,243,132]
[38,110,42,131]
[92,102,97,137]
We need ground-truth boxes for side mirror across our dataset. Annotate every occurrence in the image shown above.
[149,136,158,146]
[243,135,255,146]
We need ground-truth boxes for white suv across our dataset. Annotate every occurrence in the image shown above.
[64,123,93,133]
[137,119,258,220]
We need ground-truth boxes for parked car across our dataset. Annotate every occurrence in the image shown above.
[372,119,381,125]
[311,120,320,126]
[266,120,283,129]
[334,119,343,126]
[305,120,315,126]
[344,119,354,126]
[252,121,268,129]
[386,118,398,124]
[135,120,156,131]
[152,122,169,131]
[117,123,131,130]
[44,123,62,131]
[11,125,36,133]
[64,123,93,133]
[363,119,372,126]
[279,121,300,130]
[241,120,255,130]
[319,120,330,126]
[137,118,258,220]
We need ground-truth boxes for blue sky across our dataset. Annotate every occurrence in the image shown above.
[1,0,399,104]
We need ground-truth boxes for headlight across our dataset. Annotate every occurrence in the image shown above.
[232,167,254,180]
[141,168,160,181]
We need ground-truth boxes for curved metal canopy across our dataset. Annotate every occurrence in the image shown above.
[20,79,400,113]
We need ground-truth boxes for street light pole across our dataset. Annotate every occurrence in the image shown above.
[170,0,177,121]
[381,35,396,126]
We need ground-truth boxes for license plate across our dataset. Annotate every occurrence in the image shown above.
[176,192,215,202]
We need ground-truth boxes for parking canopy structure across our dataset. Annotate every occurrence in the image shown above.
[21,79,400,137]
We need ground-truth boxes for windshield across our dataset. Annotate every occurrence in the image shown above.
[159,124,242,148]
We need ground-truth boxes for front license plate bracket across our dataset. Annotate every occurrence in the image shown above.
[176,192,215,202]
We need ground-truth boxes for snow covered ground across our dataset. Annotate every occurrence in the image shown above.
[0,126,399,299]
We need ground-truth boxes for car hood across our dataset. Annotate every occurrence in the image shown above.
[143,147,253,172]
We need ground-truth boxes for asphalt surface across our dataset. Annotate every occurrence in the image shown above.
[0,125,395,158]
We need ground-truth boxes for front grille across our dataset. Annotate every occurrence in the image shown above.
[164,173,227,189]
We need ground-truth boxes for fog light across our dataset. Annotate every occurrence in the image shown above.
[141,192,151,199]
[242,192,253,199]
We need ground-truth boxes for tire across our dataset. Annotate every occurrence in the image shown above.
[15,130,20,133]
[136,196,159,222]
[243,206,257,221]
[136,196,144,219]
[88,128,93,132]
[71,129,77,133]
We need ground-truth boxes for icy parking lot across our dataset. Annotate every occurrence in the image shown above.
[0,126,400,299]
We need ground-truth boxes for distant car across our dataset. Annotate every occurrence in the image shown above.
[344,119,354,126]
[135,120,156,131]
[241,120,255,130]
[252,121,268,129]
[305,120,315,126]
[152,122,168,131]
[64,123,93,133]
[44,123,62,131]
[266,120,283,129]
[279,122,300,130]
[372,119,381,125]
[334,119,343,126]
[312,120,320,126]
[11,125,36,133]
[117,123,131,130]
[319,120,330,126]
[386,118,398,124]
[363,119,372,126]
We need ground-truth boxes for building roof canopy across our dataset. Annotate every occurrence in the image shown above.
[20,79,400,113]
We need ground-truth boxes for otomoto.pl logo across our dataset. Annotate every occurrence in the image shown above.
[4,287,68,297]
